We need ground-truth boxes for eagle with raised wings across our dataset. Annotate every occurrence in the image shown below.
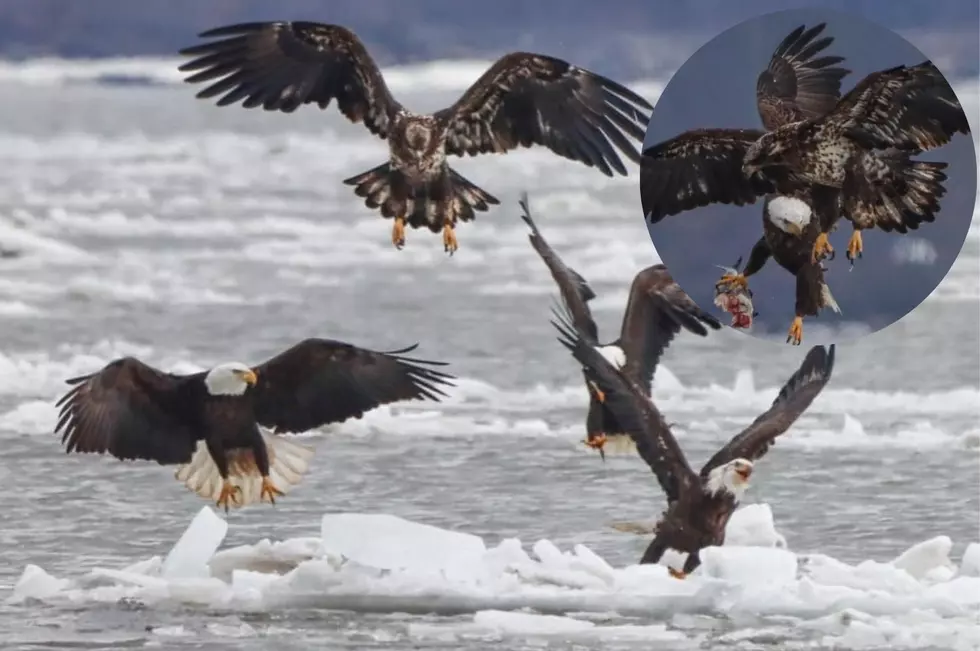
[552,306,835,578]
[519,193,721,459]
[55,338,456,512]
[642,29,966,268]
[711,23,850,345]
[178,22,652,255]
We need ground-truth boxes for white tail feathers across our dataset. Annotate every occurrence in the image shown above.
[599,433,637,456]
[175,431,315,509]
[820,282,841,314]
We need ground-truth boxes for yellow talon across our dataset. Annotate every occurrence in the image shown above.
[584,433,608,461]
[589,381,606,403]
[812,232,834,263]
[260,476,285,505]
[668,567,688,580]
[786,316,803,346]
[392,216,406,250]
[847,230,863,264]
[718,272,748,290]
[216,480,242,513]
[442,222,459,255]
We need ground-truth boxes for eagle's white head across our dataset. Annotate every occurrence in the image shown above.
[767,196,812,237]
[705,458,754,499]
[596,344,627,370]
[204,362,258,397]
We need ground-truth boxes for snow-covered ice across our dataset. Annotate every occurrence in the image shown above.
[6,505,979,649]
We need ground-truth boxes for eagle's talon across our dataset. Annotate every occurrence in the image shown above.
[786,316,803,346]
[718,272,748,290]
[216,481,242,513]
[392,217,406,250]
[846,231,863,265]
[811,232,834,263]
[442,223,458,256]
[585,432,608,460]
[260,476,285,505]
[668,567,688,580]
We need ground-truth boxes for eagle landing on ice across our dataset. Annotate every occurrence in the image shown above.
[178,21,653,255]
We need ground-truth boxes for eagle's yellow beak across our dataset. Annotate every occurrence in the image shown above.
[238,369,258,385]
[786,222,804,237]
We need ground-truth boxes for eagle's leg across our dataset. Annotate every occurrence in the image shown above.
[847,229,863,266]
[584,433,608,460]
[216,481,243,513]
[811,232,835,263]
[786,316,804,346]
[442,221,459,255]
[670,550,702,580]
[260,476,285,505]
[392,216,406,250]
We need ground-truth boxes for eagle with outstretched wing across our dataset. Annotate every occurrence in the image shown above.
[179,22,652,255]
[55,338,455,511]
[519,192,720,459]
[552,304,834,578]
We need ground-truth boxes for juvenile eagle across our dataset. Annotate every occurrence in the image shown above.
[552,307,835,578]
[178,22,652,255]
[55,339,456,512]
[642,38,964,265]
[520,193,721,459]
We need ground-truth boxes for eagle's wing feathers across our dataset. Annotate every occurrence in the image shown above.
[250,338,456,434]
[617,265,722,394]
[519,192,599,342]
[700,345,835,477]
[551,304,698,503]
[178,21,402,137]
[435,53,652,176]
[641,128,776,223]
[54,357,200,465]
[756,23,850,130]
[833,61,969,152]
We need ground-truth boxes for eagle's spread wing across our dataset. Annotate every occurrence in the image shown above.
[756,23,850,131]
[641,128,776,223]
[178,21,402,137]
[841,149,948,232]
[519,192,599,342]
[251,339,456,434]
[833,61,969,153]
[434,52,652,177]
[700,345,835,477]
[55,357,201,465]
[551,304,698,503]
[617,265,721,394]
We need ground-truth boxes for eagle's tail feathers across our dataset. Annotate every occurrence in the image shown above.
[820,281,841,314]
[175,434,315,509]
[343,162,499,229]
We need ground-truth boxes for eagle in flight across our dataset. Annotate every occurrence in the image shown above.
[55,338,456,512]
[178,22,653,255]
[553,305,835,579]
[519,192,720,459]
[641,24,967,282]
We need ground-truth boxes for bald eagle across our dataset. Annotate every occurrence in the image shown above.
[552,307,835,578]
[178,22,652,255]
[54,339,456,512]
[519,193,721,459]
[642,42,964,266]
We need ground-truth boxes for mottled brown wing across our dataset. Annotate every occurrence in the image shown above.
[551,304,698,503]
[700,345,835,478]
[756,23,850,130]
[519,192,599,342]
[54,357,202,465]
[434,52,652,177]
[178,21,402,137]
[641,128,775,223]
[617,265,722,394]
[833,61,969,152]
[251,339,456,434]
[841,149,948,232]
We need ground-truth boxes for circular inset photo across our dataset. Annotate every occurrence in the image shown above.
[640,9,976,347]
